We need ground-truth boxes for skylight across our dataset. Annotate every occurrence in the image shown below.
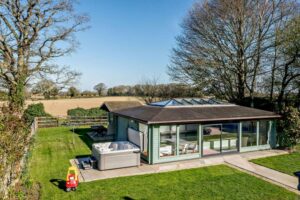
[149,98,232,107]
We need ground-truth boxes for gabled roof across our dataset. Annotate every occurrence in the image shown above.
[112,104,281,124]
[100,101,143,112]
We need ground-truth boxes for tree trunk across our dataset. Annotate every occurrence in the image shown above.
[8,76,26,115]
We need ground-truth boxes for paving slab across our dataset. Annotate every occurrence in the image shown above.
[70,149,291,185]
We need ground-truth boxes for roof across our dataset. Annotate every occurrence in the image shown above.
[100,101,143,112]
[112,104,281,124]
[149,98,230,107]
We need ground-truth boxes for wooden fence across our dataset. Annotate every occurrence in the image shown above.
[36,116,108,128]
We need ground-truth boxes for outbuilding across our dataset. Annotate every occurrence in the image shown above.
[109,98,280,164]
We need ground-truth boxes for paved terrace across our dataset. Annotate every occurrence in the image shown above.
[70,149,299,194]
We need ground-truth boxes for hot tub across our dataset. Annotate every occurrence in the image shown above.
[92,141,140,170]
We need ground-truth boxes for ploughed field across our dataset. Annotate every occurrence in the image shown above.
[27,127,298,200]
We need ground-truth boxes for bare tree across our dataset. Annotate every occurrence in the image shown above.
[94,82,107,96]
[272,16,300,111]
[168,0,297,105]
[138,77,160,104]
[0,0,88,114]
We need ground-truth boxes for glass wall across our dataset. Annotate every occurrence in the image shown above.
[259,121,269,145]
[159,125,177,157]
[241,121,257,147]
[179,124,198,155]
[202,124,222,155]
[221,123,239,152]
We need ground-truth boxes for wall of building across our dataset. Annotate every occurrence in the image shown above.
[113,115,277,164]
[150,120,276,164]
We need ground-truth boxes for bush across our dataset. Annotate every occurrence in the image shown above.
[277,106,300,148]
[22,103,51,124]
[67,107,106,117]
[0,109,29,198]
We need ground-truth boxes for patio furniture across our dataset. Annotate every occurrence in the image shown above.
[81,160,92,170]
[160,145,172,156]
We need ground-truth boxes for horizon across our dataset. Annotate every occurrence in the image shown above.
[55,0,195,91]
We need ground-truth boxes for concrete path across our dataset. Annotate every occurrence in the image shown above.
[224,155,299,194]
[70,149,289,183]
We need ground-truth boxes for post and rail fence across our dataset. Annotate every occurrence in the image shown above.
[35,116,108,128]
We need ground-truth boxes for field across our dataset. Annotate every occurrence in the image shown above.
[1,96,142,116]
[27,127,298,200]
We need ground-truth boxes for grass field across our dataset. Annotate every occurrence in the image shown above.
[251,145,300,176]
[27,127,299,200]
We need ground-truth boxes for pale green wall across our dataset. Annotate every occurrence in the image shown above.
[114,115,277,164]
[116,116,129,141]
[150,120,276,164]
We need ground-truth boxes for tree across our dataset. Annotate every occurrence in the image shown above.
[168,0,297,105]
[272,16,300,111]
[68,86,79,98]
[0,0,88,114]
[94,83,107,96]
[138,77,160,104]
[32,80,59,99]
[278,107,300,148]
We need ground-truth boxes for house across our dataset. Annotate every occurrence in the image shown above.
[106,98,280,164]
[100,101,143,134]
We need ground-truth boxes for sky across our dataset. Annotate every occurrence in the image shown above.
[57,0,195,91]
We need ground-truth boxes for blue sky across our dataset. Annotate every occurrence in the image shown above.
[57,0,195,90]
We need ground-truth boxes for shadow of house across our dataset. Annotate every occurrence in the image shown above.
[73,128,93,150]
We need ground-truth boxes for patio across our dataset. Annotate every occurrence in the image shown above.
[70,149,287,182]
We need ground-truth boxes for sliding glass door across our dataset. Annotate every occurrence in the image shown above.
[221,123,239,153]
[202,123,239,156]
[202,125,222,156]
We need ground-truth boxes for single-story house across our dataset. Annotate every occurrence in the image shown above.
[105,98,280,164]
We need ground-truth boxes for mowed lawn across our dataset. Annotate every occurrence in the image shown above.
[251,145,300,176]
[28,127,298,200]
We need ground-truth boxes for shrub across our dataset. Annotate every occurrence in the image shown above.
[67,107,106,117]
[0,109,29,198]
[277,106,300,148]
[22,103,51,124]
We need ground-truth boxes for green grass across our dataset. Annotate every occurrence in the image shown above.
[251,145,300,176]
[28,127,298,200]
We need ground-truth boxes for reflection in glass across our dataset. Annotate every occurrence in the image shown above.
[202,125,221,155]
[221,123,239,152]
[259,121,269,145]
[179,124,198,155]
[241,121,257,147]
[159,125,176,157]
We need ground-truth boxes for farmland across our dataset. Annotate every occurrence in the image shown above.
[0,96,142,116]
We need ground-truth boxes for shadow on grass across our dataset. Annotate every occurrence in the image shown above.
[72,128,93,150]
[50,179,65,191]
[122,196,135,200]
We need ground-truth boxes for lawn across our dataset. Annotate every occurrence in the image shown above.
[251,145,300,176]
[27,127,298,200]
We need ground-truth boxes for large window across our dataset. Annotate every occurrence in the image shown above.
[241,121,257,147]
[259,121,269,145]
[179,124,198,155]
[159,125,176,157]
[221,123,239,152]
[202,124,222,155]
